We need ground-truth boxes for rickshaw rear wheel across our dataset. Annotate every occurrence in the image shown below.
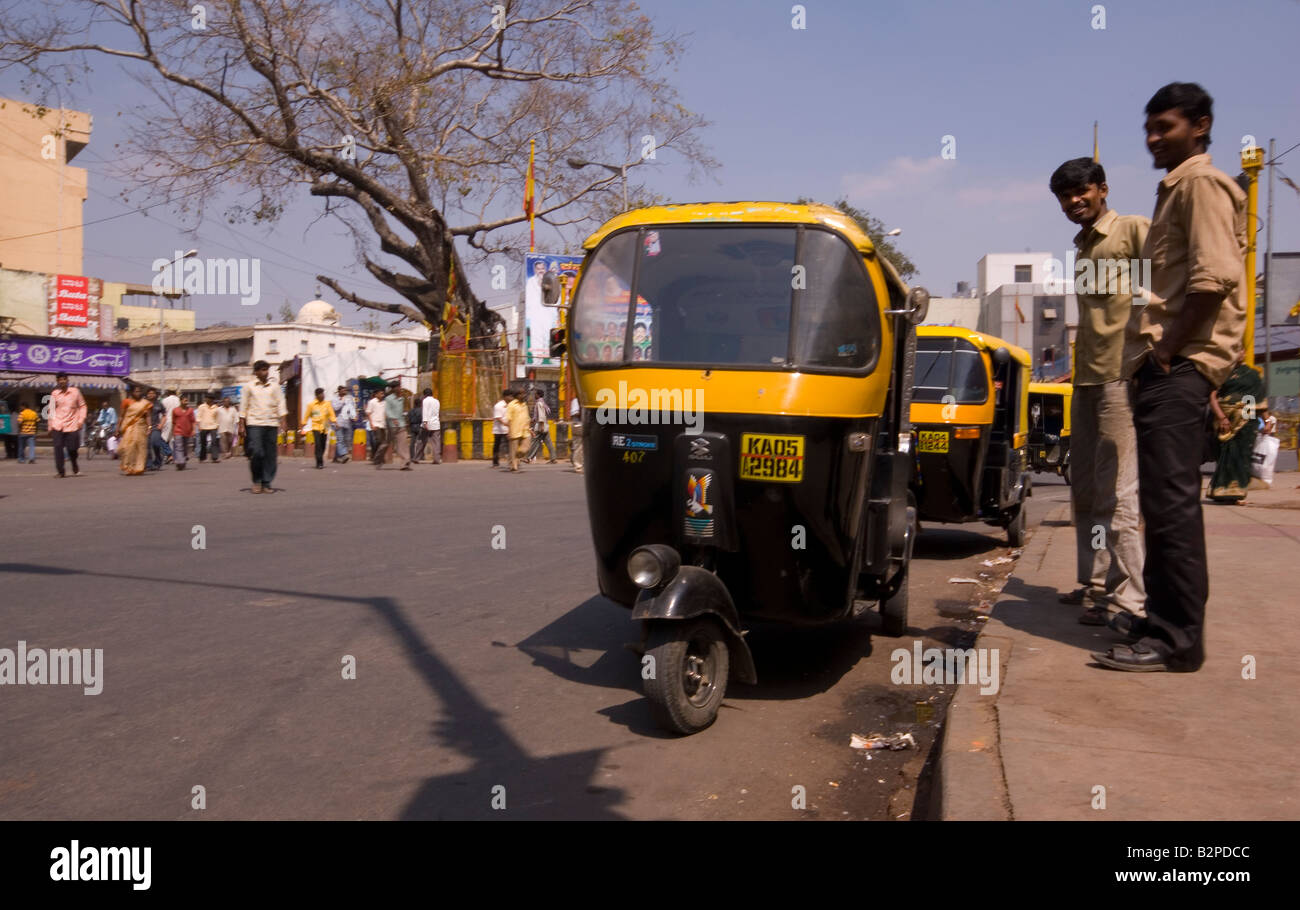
[879,493,917,637]
[643,617,730,735]
[1007,504,1027,547]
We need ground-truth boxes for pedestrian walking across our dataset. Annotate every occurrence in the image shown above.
[525,390,556,464]
[375,382,412,470]
[366,388,387,463]
[568,396,583,473]
[195,394,221,462]
[217,398,239,458]
[16,400,38,463]
[491,389,509,468]
[240,360,288,494]
[407,390,425,463]
[506,389,530,472]
[1207,360,1266,503]
[160,388,181,461]
[117,385,152,475]
[147,389,167,471]
[331,385,355,463]
[1094,82,1247,673]
[171,396,197,469]
[1048,158,1148,632]
[48,372,87,478]
[302,387,337,469]
[421,387,442,464]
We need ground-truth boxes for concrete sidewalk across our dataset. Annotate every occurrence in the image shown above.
[938,474,1300,820]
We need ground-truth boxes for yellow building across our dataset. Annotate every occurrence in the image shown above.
[0,96,91,277]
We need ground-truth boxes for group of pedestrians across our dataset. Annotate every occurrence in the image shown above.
[114,387,241,475]
[1051,82,1252,674]
[491,388,582,473]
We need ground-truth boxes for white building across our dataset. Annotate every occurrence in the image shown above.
[977,253,1067,297]
[127,300,421,398]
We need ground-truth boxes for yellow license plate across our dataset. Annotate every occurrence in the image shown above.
[917,430,949,453]
[738,433,805,482]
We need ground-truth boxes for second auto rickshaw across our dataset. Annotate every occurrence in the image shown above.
[567,201,928,734]
[908,326,1032,546]
[1027,382,1072,484]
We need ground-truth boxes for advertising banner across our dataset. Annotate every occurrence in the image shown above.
[54,275,90,327]
[523,252,583,363]
[0,337,131,376]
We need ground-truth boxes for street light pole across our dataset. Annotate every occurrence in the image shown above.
[157,249,197,391]
[1264,138,1275,399]
[567,156,636,212]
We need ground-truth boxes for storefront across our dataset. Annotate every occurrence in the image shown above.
[0,336,131,455]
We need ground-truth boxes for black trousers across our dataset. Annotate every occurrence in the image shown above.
[1132,358,1213,669]
[493,433,508,466]
[198,429,220,461]
[51,429,80,475]
[314,432,328,467]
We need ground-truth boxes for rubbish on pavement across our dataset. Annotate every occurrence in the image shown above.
[948,577,981,584]
[980,556,1014,566]
[850,732,917,751]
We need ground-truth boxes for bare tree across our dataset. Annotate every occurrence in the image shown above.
[0,0,715,361]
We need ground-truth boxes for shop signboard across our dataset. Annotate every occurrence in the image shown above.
[0,337,130,376]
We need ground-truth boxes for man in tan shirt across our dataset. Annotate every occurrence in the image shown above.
[1093,83,1247,674]
[1048,158,1147,629]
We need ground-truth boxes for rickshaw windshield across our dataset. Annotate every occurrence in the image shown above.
[572,225,880,370]
[912,337,989,404]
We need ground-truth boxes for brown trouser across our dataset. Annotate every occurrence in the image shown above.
[509,436,526,471]
[1071,380,1146,616]
[375,423,409,466]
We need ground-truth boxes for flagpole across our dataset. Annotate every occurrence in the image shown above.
[528,139,536,254]
[1093,121,1098,161]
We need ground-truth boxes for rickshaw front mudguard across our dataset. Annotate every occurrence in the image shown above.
[632,566,758,685]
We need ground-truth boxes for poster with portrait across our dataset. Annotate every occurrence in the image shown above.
[522,252,583,363]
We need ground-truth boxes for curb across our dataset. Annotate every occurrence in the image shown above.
[932,503,1067,820]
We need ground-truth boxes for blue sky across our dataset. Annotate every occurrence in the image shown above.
[2,0,1297,326]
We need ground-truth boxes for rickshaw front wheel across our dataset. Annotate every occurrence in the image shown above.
[643,617,730,735]
[879,493,917,637]
[1007,504,1027,548]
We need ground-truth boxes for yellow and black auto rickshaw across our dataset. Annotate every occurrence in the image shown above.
[566,201,928,734]
[1027,382,1072,484]
[908,327,1032,547]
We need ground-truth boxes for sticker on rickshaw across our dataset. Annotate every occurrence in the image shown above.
[917,430,949,453]
[738,433,804,482]
[611,433,658,451]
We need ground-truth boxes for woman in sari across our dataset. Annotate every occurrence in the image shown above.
[1208,361,1266,503]
[117,386,152,476]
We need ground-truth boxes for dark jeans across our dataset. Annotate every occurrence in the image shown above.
[1132,358,1213,669]
[198,429,220,461]
[245,425,279,487]
[314,431,328,467]
[148,430,166,470]
[493,433,508,466]
[51,429,80,475]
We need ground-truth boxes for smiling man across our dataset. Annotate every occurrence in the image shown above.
[1093,83,1247,673]
[1049,158,1148,633]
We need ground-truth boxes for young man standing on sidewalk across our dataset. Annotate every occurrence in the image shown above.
[171,396,197,470]
[1049,158,1148,632]
[302,387,337,469]
[48,372,87,478]
[1094,83,1247,673]
[492,389,510,468]
[240,360,288,494]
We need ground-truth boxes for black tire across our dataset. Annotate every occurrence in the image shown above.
[1061,459,1071,486]
[1007,503,1027,547]
[879,493,916,637]
[643,617,730,735]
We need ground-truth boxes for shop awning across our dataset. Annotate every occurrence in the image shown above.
[0,371,127,391]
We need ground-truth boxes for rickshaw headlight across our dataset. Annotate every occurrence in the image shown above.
[628,545,680,589]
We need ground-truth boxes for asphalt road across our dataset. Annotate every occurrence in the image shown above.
[0,450,1068,820]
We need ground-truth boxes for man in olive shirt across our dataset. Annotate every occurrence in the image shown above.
[374,381,412,471]
[1048,158,1147,630]
[1094,83,1247,673]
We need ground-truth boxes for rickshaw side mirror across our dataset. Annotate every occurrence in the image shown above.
[992,346,1011,365]
[906,287,930,325]
[541,272,561,306]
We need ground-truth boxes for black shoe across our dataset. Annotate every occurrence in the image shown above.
[1091,643,1170,672]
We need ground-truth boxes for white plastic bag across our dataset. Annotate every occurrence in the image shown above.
[1251,434,1279,486]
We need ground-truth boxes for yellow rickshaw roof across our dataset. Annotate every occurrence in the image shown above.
[1028,382,1073,395]
[916,325,1032,367]
[581,201,878,254]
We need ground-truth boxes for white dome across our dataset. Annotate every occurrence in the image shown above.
[297,300,340,325]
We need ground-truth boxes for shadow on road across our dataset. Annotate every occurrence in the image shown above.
[0,562,629,819]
